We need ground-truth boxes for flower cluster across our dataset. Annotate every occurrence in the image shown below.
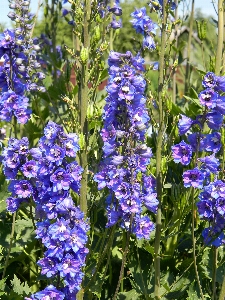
[2,121,89,299]
[94,51,157,239]
[109,0,122,29]
[131,7,158,50]
[62,0,122,29]
[197,180,225,246]
[172,71,225,247]
[0,0,45,124]
[148,0,177,12]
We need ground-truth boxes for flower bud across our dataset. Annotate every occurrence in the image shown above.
[80,47,89,63]
[18,65,26,72]
[37,72,45,80]
[25,24,33,30]
[7,12,16,20]
[9,3,17,9]
[15,28,23,35]
[15,39,23,46]
[33,45,41,51]
[22,1,30,6]
[33,62,41,69]
[37,86,46,93]
[16,58,24,65]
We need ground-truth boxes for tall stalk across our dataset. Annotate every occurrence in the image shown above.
[184,0,194,95]
[222,6,225,74]
[212,246,218,300]
[50,0,58,83]
[191,188,204,299]
[219,273,225,300]
[79,0,91,214]
[212,3,224,298]
[2,213,16,279]
[172,0,178,103]
[77,2,91,299]
[154,1,167,299]
[215,0,224,75]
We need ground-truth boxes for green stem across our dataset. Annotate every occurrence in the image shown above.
[84,226,115,292]
[212,246,218,300]
[222,7,225,74]
[154,2,167,299]
[172,0,178,103]
[219,273,225,300]
[50,0,57,82]
[191,188,204,300]
[215,0,224,75]
[79,0,91,215]
[113,229,131,300]
[77,3,91,298]
[137,247,150,300]
[109,0,114,50]
[184,0,194,95]
[2,213,16,279]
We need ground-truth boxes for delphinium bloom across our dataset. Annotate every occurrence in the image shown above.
[94,51,157,239]
[172,71,225,247]
[197,181,225,247]
[2,121,89,299]
[109,0,122,29]
[1,137,34,212]
[0,0,45,124]
[30,121,89,299]
[131,7,158,50]
[171,140,192,165]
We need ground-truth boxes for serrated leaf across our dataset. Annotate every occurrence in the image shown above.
[10,275,32,295]
[0,277,7,291]
[112,246,122,260]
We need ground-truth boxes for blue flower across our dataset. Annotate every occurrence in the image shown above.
[143,35,156,50]
[178,114,193,135]
[171,140,192,165]
[183,168,205,188]
[25,285,65,300]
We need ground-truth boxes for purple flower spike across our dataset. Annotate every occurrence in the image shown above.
[94,50,156,239]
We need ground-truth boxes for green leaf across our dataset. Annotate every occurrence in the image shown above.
[170,101,184,115]
[189,87,199,100]
[99,69,108,82]
[112,246,122,260]
[10,275,32,295]
[0,277,7,294]
[183,95,201,108]
[118,289,141,300]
